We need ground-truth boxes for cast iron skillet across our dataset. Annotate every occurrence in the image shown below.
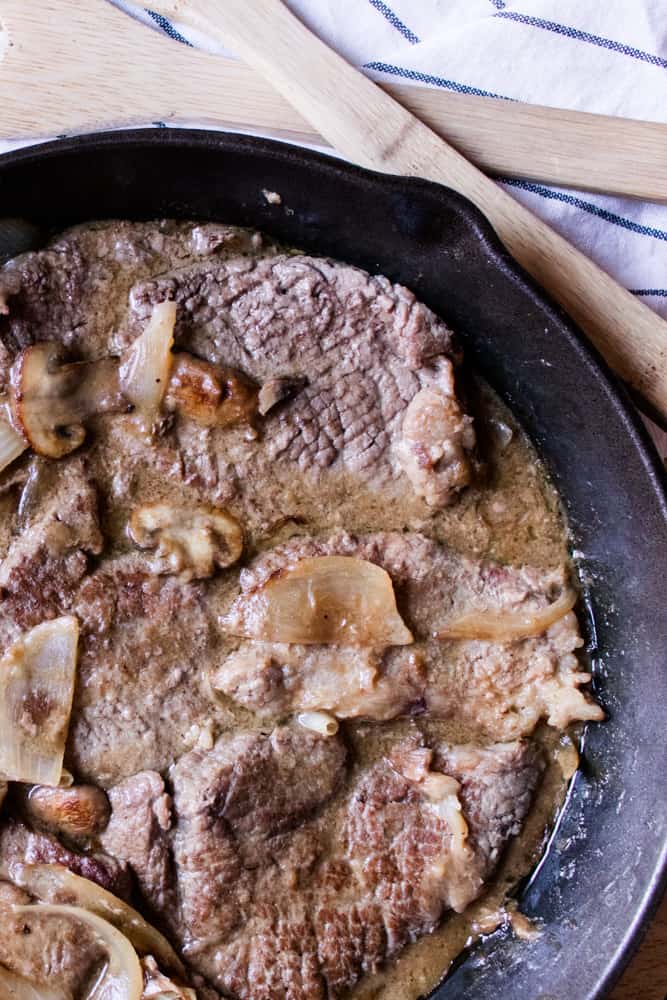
[0,130,664,1000]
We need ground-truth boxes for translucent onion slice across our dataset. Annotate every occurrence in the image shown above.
[421,773,469,856]
[0,412,28,473]
[0,964,68,1000]
[14,865,184,978]
[0,617,79,786]
[222,556,413,646]
[120,301,176,431]
[141,957,196,1000]
[436,589,577,642]
[12,904,142,1000]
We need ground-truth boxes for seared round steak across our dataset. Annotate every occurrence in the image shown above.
[0,458,102,649]
[215,531,602,737]
[100,727,543,1000]
[0,221,474,515]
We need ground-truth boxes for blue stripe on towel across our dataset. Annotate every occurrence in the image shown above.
[496,11,667,69]
[368,1,420,44]
[364,61,510,99]
[502,179,667,242]
[146,9,192,46]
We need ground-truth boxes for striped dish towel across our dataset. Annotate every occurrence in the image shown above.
[114,0,667,327]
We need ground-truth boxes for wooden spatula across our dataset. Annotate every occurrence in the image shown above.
[1,0,667,203]
[147,0,667,425]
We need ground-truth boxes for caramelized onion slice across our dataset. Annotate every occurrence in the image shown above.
[0,964,68,1000]
[0,411,28,472]
[222,555,413,646]
[0,617,78,786]
[12,903,142,1000]
[436,589,577,642]
[120,301,176,431]
[13,864,184,978]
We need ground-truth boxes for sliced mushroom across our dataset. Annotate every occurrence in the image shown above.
[165,353,258,428]
[128,503,243,580]
[21,783,111,842]
[9,343,126,458]
[258,375,306,416]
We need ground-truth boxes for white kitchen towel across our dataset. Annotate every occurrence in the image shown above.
[110,0,667,324]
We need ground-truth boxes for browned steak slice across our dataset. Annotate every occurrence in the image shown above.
[68,553,220,786]
[434,742,545,874]
[128,253,473,507]
[100,770,175,916]
[103,728,541,999]
[0,458,102,648]
[214,532,602,738]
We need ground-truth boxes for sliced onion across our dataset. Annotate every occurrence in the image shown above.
[0,617,79,786]
[421,773,469,855]
[436,589,577,642]
[0,411,28,473]
[120,302,176,431]
[13,865,184,977]
[12,904,142,1000]
[141,957,196,1000]
[0,965,68,1000]
[222,555,413,646]
[297,711,339,737]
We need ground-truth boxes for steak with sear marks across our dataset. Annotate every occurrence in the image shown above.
[0,221,475,513]
[129,252,473,506]
[215,531,602,738]
[99,727,542,999]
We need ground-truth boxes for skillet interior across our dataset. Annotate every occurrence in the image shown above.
[0,129,664,1000]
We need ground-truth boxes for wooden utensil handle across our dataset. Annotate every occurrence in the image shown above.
[158,0,667,423]
[3,1,667,202]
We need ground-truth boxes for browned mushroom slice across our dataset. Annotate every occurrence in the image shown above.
[165,352,258,427]
[128,502,243,580]
[20,784,111,842]
[9,343,126,459]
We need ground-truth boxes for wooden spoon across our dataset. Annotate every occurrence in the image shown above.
[1,0,667,202]
[149,0,667,425]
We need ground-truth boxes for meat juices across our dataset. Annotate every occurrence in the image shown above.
[0,221,601,1000]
